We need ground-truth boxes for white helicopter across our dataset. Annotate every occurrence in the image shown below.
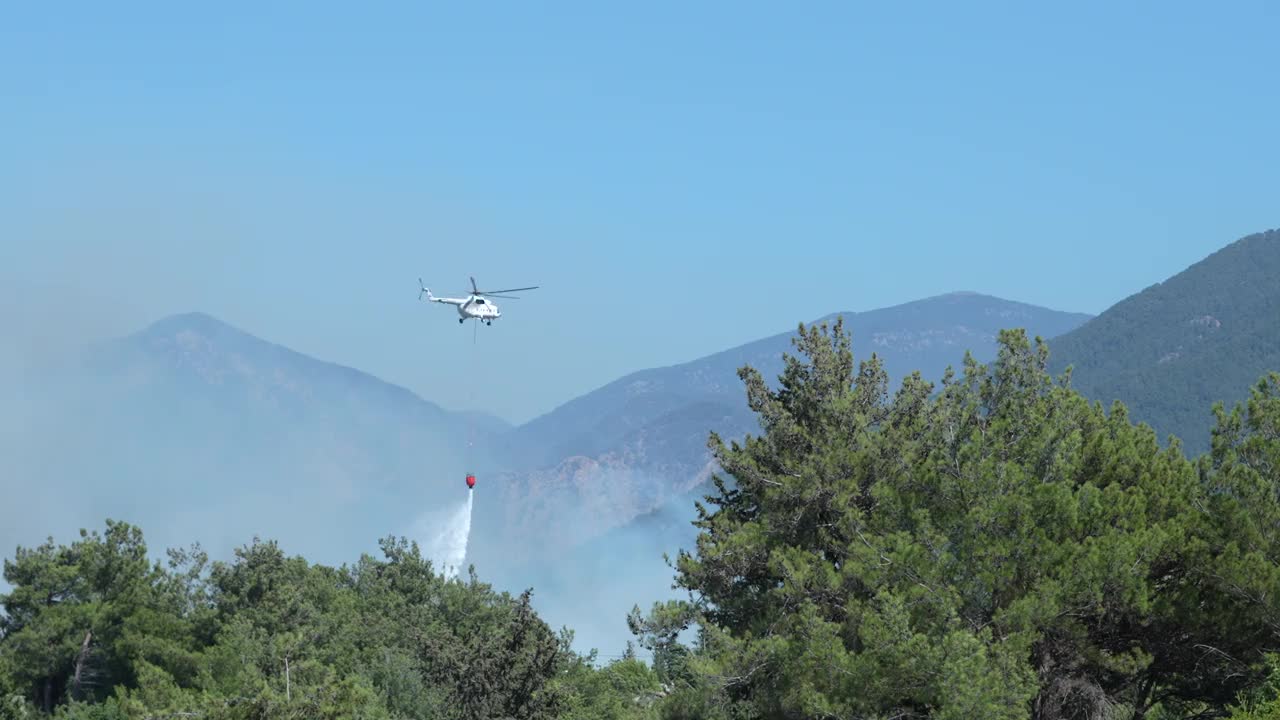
[418,276,539,325]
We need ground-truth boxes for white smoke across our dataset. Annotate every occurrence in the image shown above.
[417,491,474,580]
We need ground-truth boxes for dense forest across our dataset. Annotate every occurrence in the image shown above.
[5,320,1280,719]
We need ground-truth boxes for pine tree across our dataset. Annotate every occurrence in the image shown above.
[640,318,1280,718]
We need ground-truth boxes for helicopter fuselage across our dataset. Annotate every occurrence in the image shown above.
[457,296,500,321]
[428,293,501,324]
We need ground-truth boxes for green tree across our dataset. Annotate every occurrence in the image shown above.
[1,525,604,719]
[415,583,566,720]
[1204,373,1280,719]
[551,632,664,720]
[0,521,156,712]
[649,318,1280,719]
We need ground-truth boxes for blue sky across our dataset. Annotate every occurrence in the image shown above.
[3,0,1277,424]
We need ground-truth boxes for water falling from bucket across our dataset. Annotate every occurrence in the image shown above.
[421,491,474,580]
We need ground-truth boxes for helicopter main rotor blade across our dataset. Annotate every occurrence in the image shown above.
[483,293,523,299]
[477,286,539,294]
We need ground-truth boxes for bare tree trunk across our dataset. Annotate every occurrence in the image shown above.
[72,630,93,699]
[285,654,291,702]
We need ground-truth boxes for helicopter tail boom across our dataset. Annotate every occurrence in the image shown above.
[419,280,460,304]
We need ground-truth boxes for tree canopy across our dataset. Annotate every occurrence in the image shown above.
[0,527,663,719]
[631,319,1280,719]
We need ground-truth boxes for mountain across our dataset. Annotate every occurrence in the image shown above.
[507,292,1093,465]
[1046,228,1280,457]
[470,293,1094,565]
[6,311,501,569]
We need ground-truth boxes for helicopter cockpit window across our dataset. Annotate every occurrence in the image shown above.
[475,298,485,304]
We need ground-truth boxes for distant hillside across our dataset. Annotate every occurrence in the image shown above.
[9,312,502,569]
[504,292,1092,467]
[1047,228,1280,457]
[470,293,1093,564]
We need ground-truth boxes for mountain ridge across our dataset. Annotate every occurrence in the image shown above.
[502,290,1093,466]
[118,311,519,434]
[114,311,451,415]
[511,290,1091,432]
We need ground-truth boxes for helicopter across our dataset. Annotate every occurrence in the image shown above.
[418,276,539,325]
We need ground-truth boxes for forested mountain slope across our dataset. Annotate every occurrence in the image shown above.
[1047,228,1280,456]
